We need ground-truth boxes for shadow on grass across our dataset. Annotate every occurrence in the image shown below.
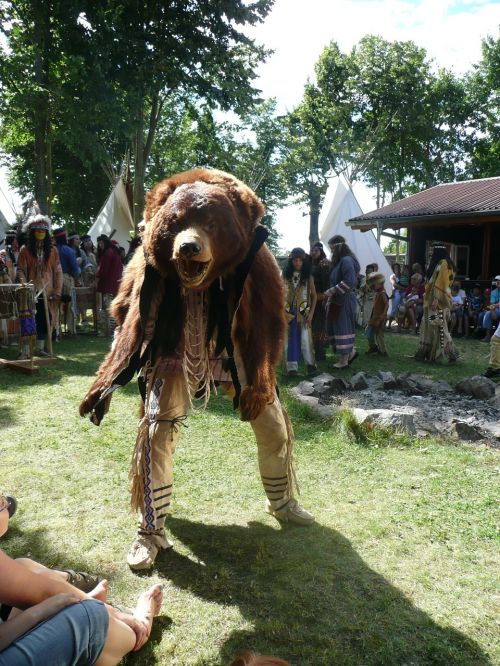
[0,402,18,426]
[149,517,490,666]
[0,338,111,393]
[1,524,118,581]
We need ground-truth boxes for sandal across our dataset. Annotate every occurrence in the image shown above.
[5,495,17,519]
[62,569,103,592]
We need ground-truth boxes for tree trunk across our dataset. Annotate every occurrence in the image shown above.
[308,188,321,246]
[133,112,145,225]
[132,91,164,226]
[32,0,51,214]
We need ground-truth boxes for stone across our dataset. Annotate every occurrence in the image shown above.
[481,421,500,440]
[291,380,315,397]
[351,407,416,434]
[375,411,416,434]
[313,382,334,396]
[396,374,420,393]
[489,394,500,410]
[314,403,341,418]
[450,421,484,442]
[377,371,397,389]
[456,375,496,400]
[455,377,473,395]
[350,371,369,390]
[415,377,453,394]
[312,372,334,387]
[328,377,351,394]
[397,373,452,394]
[293,394,319,409]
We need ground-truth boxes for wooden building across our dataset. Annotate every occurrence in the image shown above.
[347,177,500,281]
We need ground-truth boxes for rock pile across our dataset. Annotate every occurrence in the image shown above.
[290,371,499,444]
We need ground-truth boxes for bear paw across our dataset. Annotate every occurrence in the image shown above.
[239,385,270,422]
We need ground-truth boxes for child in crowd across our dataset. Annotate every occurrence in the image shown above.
[450,284,466,336]
[399,264,410,290]
[365,272,389,356]
[480,275,500,342]
[282,248,317,376]
[467,283,484,333]
[397,275,424,334]
[357,263,377,327]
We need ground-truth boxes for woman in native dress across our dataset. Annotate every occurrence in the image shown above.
[17,215,62,357]
[310,242,330,361]
[283,248,317,376]
[414,244,459,363]
[325,235,360,369]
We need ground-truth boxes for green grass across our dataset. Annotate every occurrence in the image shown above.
[0,334,498,665]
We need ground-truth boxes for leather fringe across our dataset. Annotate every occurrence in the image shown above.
[129,417,149,513]
[282,406,299,498]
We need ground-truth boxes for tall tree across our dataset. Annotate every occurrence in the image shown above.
[0,1,273,223]
[279,104,331,245]
[148,96,287,249]
[82,0,273,223]
[0,1,130,218]
[466,33,500,178]
[299,36,473,209]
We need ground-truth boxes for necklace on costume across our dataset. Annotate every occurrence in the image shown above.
[181,287,214,410]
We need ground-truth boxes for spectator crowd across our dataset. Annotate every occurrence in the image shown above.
[0,214,134,356]
[281,239,500,379]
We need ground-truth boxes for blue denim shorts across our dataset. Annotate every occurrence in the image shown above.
[0,599,109,666]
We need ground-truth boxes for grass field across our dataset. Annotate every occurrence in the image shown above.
[0,332,498,665]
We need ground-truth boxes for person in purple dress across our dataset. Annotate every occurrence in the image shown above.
[325,235,360,369]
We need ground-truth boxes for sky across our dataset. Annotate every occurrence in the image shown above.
[246,0,499,251]
[0,0,498,243]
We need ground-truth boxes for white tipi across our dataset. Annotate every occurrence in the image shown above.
[87,178,134,249]
[319,174,392,293]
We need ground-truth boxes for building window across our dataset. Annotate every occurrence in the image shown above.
[426,241,470,279]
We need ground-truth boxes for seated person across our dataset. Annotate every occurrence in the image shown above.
[480,276,500,342]
[466,284,485,333]
[397,275,424,334]
[0,494,163,666]
[450,284,466,336]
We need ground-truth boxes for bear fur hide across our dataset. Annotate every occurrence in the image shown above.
[80,168,286,423]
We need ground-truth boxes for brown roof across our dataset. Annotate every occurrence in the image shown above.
[348,177,500,226]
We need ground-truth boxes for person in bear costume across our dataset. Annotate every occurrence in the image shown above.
[80,168,314,570]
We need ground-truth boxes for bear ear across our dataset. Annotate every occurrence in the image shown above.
[226,181,265,230]
[144,179,177,224]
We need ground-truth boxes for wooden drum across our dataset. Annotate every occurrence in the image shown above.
[0,284,35,319]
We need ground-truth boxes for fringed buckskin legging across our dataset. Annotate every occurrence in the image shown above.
[131,359,295,534]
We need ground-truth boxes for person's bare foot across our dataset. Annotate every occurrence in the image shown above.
[87,579,109,602]
[133,584,164,633]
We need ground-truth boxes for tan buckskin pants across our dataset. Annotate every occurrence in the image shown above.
[374,326,386,354]
[135,359,292,533]
[490,334,500,370]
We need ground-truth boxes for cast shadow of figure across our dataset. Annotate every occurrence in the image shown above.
[152,517,490,666]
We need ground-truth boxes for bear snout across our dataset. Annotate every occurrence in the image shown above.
[179,241,201,258]
[172,228,212,263]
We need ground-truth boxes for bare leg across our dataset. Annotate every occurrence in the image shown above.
[96,584,163,666]
[14,558,108,601]
[407,308,416,333]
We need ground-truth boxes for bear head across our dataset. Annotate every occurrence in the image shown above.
[142,168,265,289]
